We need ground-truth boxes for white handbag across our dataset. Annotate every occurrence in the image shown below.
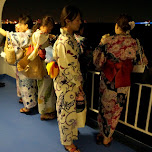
[132,64,145,73]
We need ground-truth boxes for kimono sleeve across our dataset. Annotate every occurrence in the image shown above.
[55,41,82,87]
[93,45,106,71]
[28,32,49,60]
[32,31,49,47]
[7,31,31,54]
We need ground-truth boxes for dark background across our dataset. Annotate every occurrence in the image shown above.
[2,0,152,23]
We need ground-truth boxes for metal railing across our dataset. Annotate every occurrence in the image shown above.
[88,71,152,136]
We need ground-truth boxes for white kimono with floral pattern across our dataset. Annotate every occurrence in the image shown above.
[53,28,83,145]
[31,29,56,114]
[7,29,38,109]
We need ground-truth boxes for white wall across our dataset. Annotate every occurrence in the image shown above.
[0,56,16,78]
[0,0,16,78]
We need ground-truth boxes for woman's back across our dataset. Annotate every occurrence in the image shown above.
[103,34,138,61]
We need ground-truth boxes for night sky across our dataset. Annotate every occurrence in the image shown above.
[2,0,152,23]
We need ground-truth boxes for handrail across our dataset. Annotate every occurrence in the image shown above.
[87,71,152,136]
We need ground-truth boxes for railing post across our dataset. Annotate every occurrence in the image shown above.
[125,87,130,123]
[134,84,142,127]
[145,87,152,131]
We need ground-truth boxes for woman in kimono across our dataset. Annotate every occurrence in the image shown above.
[93,14,148,146]
[53,5,83,152]
[15,23,22,103]
[0,15,38,113]
[28,16,56,120]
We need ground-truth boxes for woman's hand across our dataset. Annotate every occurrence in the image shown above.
[100,34,110,45]
[49,34,56,40]
[28,49,38,61]
[79,85,85,96]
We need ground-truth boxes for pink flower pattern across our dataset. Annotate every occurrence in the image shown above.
[95,34,137,138]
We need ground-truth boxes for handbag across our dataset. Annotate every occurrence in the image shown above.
[17,54,47,80]
[4,34,16,65]
[76,97,87,128]
[132,39,145,73]
[132,64,145,73]
[76,87,86,128]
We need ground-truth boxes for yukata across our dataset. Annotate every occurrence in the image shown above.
[93,34,138,138]
[31,29,56,114]
[7,30,38,109]
[53,28,83,145]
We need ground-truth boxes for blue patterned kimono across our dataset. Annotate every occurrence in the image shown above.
[7,29,38,109]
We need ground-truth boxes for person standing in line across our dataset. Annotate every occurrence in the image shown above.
[0,15,38,114]
[93,14,148,146]
[53,5,84,152]
[28,16,56,120]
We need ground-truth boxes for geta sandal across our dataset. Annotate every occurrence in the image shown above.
[20,108,31,114]
[19,98,23,104]
[103,137,113,147]
[64,145,80,152]
[40,112,56,120]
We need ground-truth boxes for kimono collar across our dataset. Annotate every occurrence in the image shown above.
[26,29,32,35]
[36,29,49,35]
[60,28,74,38]
[60,28,68,35]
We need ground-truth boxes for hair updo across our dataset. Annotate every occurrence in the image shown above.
[32,15,55,32]
[116,14,133,32]
[60,5,82,27]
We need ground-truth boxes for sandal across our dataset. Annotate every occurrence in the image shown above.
[19,98,23,104]
[40,112,56,120]
[64,144,80,152]
[103,137,113,147]
[20,107,31,114]
[96,133,103,145]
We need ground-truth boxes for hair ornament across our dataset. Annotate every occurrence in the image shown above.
[128,21,135,30]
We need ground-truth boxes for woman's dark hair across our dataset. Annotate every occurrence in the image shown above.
[32,15,55,32]
[116,14,132,32]
[60,5,82,27]
[18,14,33,29]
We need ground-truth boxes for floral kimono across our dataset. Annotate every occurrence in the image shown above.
[53,28,83,145]
[31,29,56,114]
[93,34,138,138]
[7,30,38,109]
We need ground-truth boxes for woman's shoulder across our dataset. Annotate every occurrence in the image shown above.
[114,34,136,42]
[57,34,70,42]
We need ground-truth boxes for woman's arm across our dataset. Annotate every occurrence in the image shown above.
[0,28,7,37]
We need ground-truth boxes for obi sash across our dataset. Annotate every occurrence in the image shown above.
[103,59,133,88]
[26,45,46,60]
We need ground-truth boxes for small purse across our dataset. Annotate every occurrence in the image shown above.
[132,64,145,73]
[76,87,86,128]
[4,35,16,65]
